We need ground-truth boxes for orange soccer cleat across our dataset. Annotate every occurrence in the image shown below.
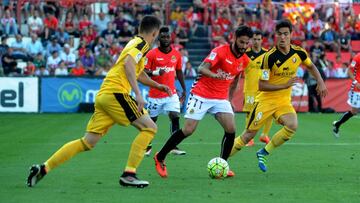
[227,170,235,177]
[259,135,270,144]
[246,139,255,147]
[154,152,168,178]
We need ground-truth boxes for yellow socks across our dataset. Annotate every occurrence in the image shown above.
[125,128,156,173]
[265,126,295,154]
[230,136,246,157]
[45,137,92,172]
[261,118,273,137]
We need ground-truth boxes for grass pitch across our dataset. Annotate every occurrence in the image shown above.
[0,113,359,203]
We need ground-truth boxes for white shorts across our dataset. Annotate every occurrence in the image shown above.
[147,94,180,117]
[348,91,360,108]
[184,94,234,120]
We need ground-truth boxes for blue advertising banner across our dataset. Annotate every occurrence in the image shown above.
[41,77,195,113]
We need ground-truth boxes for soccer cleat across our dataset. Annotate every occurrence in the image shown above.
[119,173,149,188]
[259,135,270,144]
[145,145,152,156]
[332,121,340,138]
[27,164,46,187]
[256,148,269,172]
[227,170,235,177]
[154,152,168,178]
[246,139,255,147]
[170,147,186,155]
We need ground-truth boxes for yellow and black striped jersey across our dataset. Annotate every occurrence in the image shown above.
[98,36,150,95]
[244,47,268,93]
[256,45,312,103]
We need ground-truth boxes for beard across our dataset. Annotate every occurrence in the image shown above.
[234,42,246,55]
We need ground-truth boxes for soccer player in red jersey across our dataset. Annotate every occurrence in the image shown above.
[144,26,187,156]
[154,26,253,178]
[333,53,360,137]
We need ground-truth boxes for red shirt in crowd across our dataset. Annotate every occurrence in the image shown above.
[191,44,249,99]
[44,16,58,30]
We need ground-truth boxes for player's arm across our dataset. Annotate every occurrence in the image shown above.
[229,74,240,101]
[138,71,172,96]
[348,64,360,89]
[144,68,165,76]
[124,55,145,112]
[197,61,224,79]
[176,69,187,103]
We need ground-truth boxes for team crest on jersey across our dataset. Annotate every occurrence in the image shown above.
[189,109,195,114]
[208,52,217,60]
[237,63,243,71]
[292,57,297,63]
[135,52,143,63]
[351,60,356,67]
[171,55,177,63]
[255,112,263,121]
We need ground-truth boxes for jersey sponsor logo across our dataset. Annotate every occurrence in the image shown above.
[237,62,244,71]
[156,66,175,73]
[260,69,270,80]
[255,112,263,121]
[135,52,143,63]
[225,59,233,64]
[216,69,236,80]
[208,52,217,60]
[156,58,164,61]
[57,82,83,108]
[171,55,177,63]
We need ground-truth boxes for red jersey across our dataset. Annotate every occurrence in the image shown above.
[145,47,182,98]
[191,44,250,99]
[349,53,360,92]
[44,16,58,30]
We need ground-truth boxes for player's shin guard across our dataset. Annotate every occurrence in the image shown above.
[157,129,186,161]
[125,128,156,173]
[230,136,245,157]
[220,132,235,160]
[45,137,92,172]
[265,126,295,154]
[170,117,180,134]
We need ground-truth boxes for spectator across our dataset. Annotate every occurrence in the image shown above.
[0,36,9,60]
[118,22,133,45]
[11,34,28,61]
[1,9,18,35]
[2,48,19,76]
[101,22,117,46]
[183,61,197,77]
[26,33,43,59]
[172,37,184,51]
[320,23,339,53]
[77,40,87,57]
[81,48,96,75]
[35,66,50,76]
[24,61,36,76]
[94,12,110,33]
[63,11,78,36]
[33,53,46,70]
[113,11,127,31]
[43,11,59,41]
[108,42,122,61]
[60,44,76,69]
[261,12,274,37]
[247,13,261,31]
[310,39,325,58]
[27,9,43,35]
[46,36,62,57]
[54,61,68,76]
[71,59,86,76]
[214,11,231,36]
[92,37,107,56]
[327,16,339,33]
[170,5,184,27]
[307,13,323,39]
[292,22,305,46]
[338,29,352,52]
[323,61,337,78]
[211,24,225,47]
[171,26,189,46]
[95,46,112,76]
[81,27,96,44]
[55,27,70,46]
[78,14,92,31]
[46,50,61,74]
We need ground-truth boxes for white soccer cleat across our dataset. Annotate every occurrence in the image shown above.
[170,147,186,155]
[332,121,340,138]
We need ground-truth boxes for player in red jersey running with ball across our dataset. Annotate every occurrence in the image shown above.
[144,26,187,156]
[154,26,253,178]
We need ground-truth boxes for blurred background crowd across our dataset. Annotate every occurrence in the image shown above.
[0,0,359,79]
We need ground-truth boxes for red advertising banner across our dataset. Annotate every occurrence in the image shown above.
[231,78,351,113]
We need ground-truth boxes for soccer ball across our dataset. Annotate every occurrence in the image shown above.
[207,157,229,179]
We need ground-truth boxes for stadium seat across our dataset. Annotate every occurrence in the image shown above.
[325,52,351,63]
[351,40,360,52]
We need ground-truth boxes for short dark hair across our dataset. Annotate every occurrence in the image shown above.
[253,30,263,37]
[235,26,253,38]
[139,15,162,34]
[159,26,170,34]
[276,19,293,33]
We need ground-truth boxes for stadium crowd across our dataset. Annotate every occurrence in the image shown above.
[0,0,359,79]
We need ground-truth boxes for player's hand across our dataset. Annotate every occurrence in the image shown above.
[135,94,146,112]
[179,91,186,104]
[316,81,328,98]
[158,84,172,96]
[284,77,298,88]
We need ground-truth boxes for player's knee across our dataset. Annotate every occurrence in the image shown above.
[351,108,358,115]
[141,127,157,136]
[285,123,297,132]
[182,126,195,136]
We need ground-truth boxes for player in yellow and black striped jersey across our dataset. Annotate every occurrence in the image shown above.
[240,30,272,147]
[230,19,328,172]
[27,16,171,188]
